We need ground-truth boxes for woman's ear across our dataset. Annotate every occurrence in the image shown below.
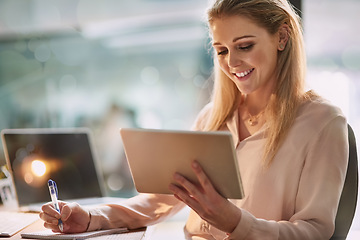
[278,24,290,51]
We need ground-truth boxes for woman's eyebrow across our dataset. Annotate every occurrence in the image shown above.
[232,35,256,42]
[212,35,256,46]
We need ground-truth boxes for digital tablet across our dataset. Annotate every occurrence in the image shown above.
[120,128,244,199]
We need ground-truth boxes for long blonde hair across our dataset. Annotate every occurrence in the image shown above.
[205,0,313,165]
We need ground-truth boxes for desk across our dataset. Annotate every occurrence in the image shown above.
[5,218,187,240]
[7,219,152,240]
[8,219,43,240]
[0,202,188,240]
[4,212,360,240]
[2,207,189,240]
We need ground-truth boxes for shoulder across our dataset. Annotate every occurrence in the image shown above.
[294,96,347,138]
[281,96,348,161]
[297,96,346,125]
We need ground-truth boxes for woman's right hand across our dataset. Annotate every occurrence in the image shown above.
[39,201,91,233]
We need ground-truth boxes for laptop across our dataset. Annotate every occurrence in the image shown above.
[1,128,116,212]
[120,128,244,199]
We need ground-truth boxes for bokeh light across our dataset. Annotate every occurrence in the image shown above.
[31,160,47,177]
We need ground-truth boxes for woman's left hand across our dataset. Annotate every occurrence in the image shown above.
[169,160,242,234]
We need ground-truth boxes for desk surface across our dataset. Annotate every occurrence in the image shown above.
[0,202,188,240]
[1,208,188,240]
[9,218,360,240]
[6,219,155,240]
[8,218,43,240]
[3,207,359,240]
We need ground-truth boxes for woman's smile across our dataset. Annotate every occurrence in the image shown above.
[234,68,255,81]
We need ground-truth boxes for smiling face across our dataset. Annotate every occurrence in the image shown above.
[210,15,280,97]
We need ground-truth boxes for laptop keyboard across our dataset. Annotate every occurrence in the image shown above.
[0,211,39,237]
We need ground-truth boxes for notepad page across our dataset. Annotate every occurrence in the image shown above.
[21,228,128,240]
[90,231,145,240]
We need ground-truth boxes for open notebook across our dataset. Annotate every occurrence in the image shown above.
[1,128,114,212]
[21,227,152,240]
[21,228,128,240]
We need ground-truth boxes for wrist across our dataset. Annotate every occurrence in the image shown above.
[227,207,242,234]
[85,210,91,231]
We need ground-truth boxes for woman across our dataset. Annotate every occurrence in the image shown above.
[40,0,348,239]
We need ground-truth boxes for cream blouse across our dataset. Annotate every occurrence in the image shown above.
[87,98,348,240]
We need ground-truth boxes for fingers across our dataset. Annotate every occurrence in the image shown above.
[60,203,74,221]
[174,172,203,199]
[169,182,201,212]
[169,160,224,211]
[40,202,60,220]
[43,222,62,232]
[40,201,68,230]
[191,161,216,194]
[40,201,90,233]
[40,204,62,232]
[39,211,59,226]
[170,160,217,200]
[169,160,241,233]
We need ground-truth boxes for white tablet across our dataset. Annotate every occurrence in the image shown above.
[120,128,244,199]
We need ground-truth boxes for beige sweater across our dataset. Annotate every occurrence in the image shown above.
[87,98,348,240]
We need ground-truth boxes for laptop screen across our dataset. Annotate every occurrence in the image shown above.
[1,129,104,207]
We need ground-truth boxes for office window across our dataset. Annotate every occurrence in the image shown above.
[0,0,212,197]
[303,0,360,231]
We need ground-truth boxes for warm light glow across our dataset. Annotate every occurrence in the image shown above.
[24,172,34,184]
[31,160,47,177]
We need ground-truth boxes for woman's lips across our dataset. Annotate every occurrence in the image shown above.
[234,68,255,79]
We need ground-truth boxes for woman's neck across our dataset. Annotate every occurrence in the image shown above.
[241,92,271,116]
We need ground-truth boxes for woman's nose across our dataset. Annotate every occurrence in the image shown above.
[227,51,242,68]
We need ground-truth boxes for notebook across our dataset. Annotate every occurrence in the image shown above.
[1,128,112,212]
[21,228,129,240]
[120,128,244,199]
[21,227,152,240]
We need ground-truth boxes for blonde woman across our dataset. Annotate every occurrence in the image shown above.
[40,0,348,239]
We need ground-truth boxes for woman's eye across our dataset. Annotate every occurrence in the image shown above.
[238,44,254,51]
[215,43,254,55]
[217,49,228,55]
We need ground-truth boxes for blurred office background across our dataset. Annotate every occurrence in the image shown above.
[0,0,359,233]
